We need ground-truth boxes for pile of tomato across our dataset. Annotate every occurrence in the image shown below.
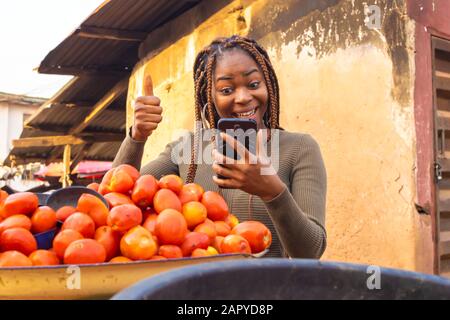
[0,164,272,267]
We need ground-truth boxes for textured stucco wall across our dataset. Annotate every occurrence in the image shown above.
[126,0,433,272]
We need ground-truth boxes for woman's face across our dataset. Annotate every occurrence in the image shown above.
[212,48,268,129]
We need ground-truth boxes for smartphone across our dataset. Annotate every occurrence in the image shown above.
[216,118,257,163]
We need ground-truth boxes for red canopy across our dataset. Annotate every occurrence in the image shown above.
[75,161,113,174]
[34,161,112,179]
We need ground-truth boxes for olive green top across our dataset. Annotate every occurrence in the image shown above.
[113,129,327,258]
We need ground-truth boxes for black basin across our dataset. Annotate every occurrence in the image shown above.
[45,186,108,211]
[112,258,450,300]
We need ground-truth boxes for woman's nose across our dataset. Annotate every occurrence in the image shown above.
[235,88,252,104]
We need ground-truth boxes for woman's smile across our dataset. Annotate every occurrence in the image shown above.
[233,106,258,118]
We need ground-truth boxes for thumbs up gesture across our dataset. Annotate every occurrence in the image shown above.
[131,74,163,141]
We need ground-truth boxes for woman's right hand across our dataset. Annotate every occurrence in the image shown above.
[131,75,163,141]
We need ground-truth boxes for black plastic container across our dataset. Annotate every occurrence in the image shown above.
[45,186,108,211]
[112,258,450,300]
[34,186,108,249]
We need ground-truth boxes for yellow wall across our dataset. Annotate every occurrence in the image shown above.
[126,0,433,273]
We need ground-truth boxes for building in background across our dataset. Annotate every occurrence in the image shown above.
[12,0,450,276]
[0,92,45,164]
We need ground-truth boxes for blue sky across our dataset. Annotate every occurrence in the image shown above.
[0,1,104,98]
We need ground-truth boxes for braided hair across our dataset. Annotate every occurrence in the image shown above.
[186,35,280,183]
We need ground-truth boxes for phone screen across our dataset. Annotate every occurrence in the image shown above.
[217,118,257,161]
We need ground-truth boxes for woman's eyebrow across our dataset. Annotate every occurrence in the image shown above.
[216,75,233,82]
[243,68,258,76]
[216,68,259,82]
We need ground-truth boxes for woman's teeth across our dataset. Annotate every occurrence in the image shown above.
[236,109,256,117]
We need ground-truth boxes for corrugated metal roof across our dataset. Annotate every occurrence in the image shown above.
[28,104,126,133]
[8,0,203,165]
[0,92,46,106]
[38,0,202,75]
[27,75,127,133]
[37,75,122,105]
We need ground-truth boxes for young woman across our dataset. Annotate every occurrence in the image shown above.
[113,35,327,258]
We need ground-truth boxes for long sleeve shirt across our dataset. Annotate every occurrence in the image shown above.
[113,129,327,258]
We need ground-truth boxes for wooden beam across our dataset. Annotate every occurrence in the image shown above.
[45,133,125,164]
[53,101,95,108]
[75,26,147,42]
[69,77,128,135]
[60,145,72,188]
[27,124,73,133]
[29,124,125,135]
[38,65,131,77]
[6,157,51,165]
[12,132,124,150]
[80,132,125,143]
[12,136,85,148]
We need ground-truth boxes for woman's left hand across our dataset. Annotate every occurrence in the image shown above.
[212,130,286,202]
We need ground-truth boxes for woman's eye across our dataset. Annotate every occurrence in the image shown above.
[220,88,233,95]
[249,81,260,89]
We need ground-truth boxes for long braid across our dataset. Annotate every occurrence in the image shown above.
[187,82,201,182]
[185,35,281,183]
[186,51,208,183]
[206,52,217,130]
